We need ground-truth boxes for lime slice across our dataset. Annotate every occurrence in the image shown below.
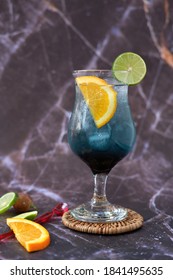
[13,210,38,220]
[0,192,18,214]
[112,52,147,85]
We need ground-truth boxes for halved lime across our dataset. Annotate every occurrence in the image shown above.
[0,192,18,214]
[13,210,38,220]
[112,52,147,85]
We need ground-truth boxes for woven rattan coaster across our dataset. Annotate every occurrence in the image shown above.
[62,209,143,235]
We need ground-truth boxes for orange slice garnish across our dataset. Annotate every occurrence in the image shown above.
[6,218,50,252]
[76,76,117,128]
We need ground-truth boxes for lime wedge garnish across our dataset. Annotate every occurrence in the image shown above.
[13,210,38,220]
[112,52,147,85]
[0,192,18,214]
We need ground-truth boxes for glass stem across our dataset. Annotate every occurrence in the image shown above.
[91,173,109,208]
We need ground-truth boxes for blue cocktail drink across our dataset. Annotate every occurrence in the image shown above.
[68,70,136,222]
[69,76,135,174]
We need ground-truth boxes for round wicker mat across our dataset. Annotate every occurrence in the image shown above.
[62,209,143,235]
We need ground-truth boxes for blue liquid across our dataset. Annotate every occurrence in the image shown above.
[68,84,136,174]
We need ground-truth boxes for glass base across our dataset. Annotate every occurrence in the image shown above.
[70,201,128,223]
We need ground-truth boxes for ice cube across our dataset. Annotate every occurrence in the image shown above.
[88,125,111,151]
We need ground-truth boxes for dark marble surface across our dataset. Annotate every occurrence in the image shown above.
[0,0,173,260]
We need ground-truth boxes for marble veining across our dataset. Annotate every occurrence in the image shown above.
[0,0,173,259]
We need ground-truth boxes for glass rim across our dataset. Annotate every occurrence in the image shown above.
[73,69,128,74]
[73,70,128,85]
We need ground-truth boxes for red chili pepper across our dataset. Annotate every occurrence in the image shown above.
[0,202,68,242]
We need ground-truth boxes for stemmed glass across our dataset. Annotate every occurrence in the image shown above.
[68,70,136,223]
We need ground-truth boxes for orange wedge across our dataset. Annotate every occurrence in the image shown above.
[76,76,117,128]
[6,218,50,252]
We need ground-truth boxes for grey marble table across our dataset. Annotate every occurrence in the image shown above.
[0,0,173,260]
